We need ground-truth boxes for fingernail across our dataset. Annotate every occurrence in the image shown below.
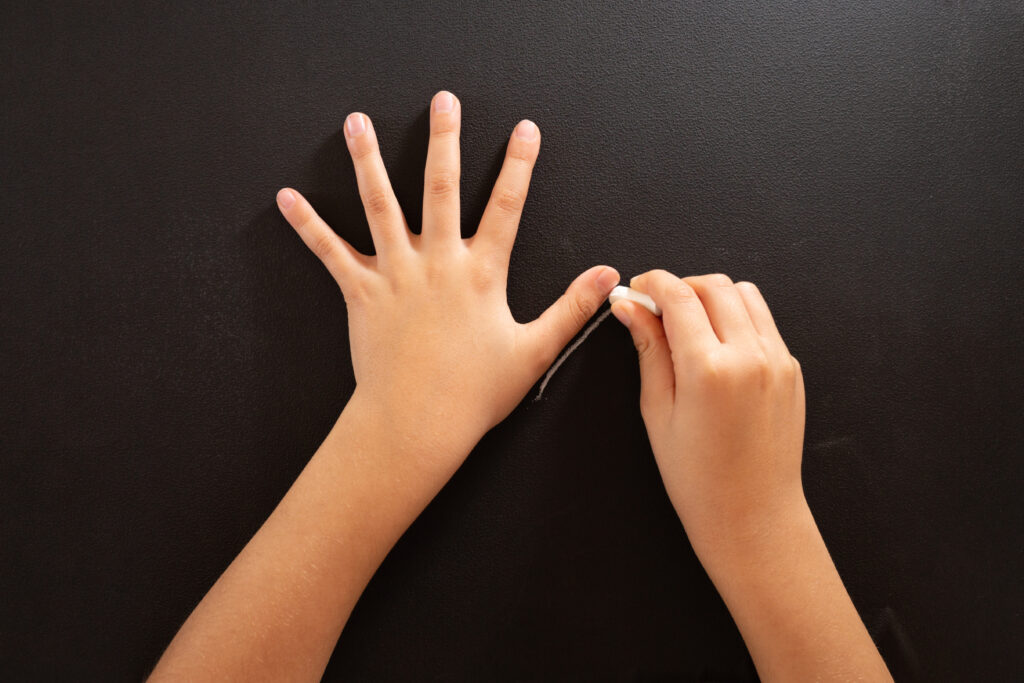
[345,113,366,137]
[596,266,620,292]
[611,301,631,328]
[277,188,295,209]
[434,91,454,113]
[515,119,538,140]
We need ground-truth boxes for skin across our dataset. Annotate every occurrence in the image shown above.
[611,275,892,681]
[148,91,892,682]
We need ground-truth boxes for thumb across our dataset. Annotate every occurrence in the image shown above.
[609,300,675,418]
[523,265,620,370]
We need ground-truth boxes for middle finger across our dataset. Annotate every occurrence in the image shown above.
[682,273,759,346]
[422,90,462,246]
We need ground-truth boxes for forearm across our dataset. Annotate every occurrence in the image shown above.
[148,390,461,682]
[691,499,892,682]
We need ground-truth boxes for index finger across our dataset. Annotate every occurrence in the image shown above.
[471,119,541,262]
[630,270,720,361]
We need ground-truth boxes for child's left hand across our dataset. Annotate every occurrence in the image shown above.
[277,90,618,475]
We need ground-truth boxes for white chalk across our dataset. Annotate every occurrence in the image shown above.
[608,286,662,317]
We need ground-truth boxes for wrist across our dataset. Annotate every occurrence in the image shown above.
[329,387,480,494]
[678,486,813,571]
[681,490,892,681]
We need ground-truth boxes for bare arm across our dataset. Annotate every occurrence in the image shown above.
[611,272,892,682]
[695,495,890,681]
[148,395,460,681]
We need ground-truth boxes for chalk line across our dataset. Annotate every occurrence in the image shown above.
[533,307,614,401]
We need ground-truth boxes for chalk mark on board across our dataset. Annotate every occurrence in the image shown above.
[533,307,614,401]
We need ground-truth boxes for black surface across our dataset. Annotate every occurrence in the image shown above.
[2,2,1022,680]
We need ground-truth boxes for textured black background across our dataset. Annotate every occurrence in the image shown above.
[2,2,1022,681]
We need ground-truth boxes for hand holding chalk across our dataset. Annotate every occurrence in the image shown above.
[608,285,662,316]
[607,272,892,680]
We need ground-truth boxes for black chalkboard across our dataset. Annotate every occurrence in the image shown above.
[2,2,1022,680]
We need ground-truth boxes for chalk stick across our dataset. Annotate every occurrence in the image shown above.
[608,285,662,317]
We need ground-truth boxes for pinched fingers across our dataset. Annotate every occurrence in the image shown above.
[630,270,719,360]
[681,274,759,346]
[610,299,675,421]
[734,281,789,352]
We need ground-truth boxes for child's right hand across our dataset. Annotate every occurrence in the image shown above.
[611,271,894,682]
[609,271,807,562]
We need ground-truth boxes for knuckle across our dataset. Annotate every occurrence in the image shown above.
[388,268,415,292]
[642,268,674,287]
[635,336,666,371]
[565,292,597,328]
[426,172,458,197]
[361,187,393,217]
[778,356,796,382]
[311,231,337,262]
[731,349,770,383]
[424,259,447,284]
[494,186,525,214]
[633,334,653,359]
[667,280,697,305]
[735,280,759,294]
[706,272,734,288]
[692,349,777,388]
[737,352,774,389]
[431,124,459,139]
[508,144,536,162]
[749,350,771,377]
[350,142,378,162]
[469,258,500,292]
[693,354,723,386]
